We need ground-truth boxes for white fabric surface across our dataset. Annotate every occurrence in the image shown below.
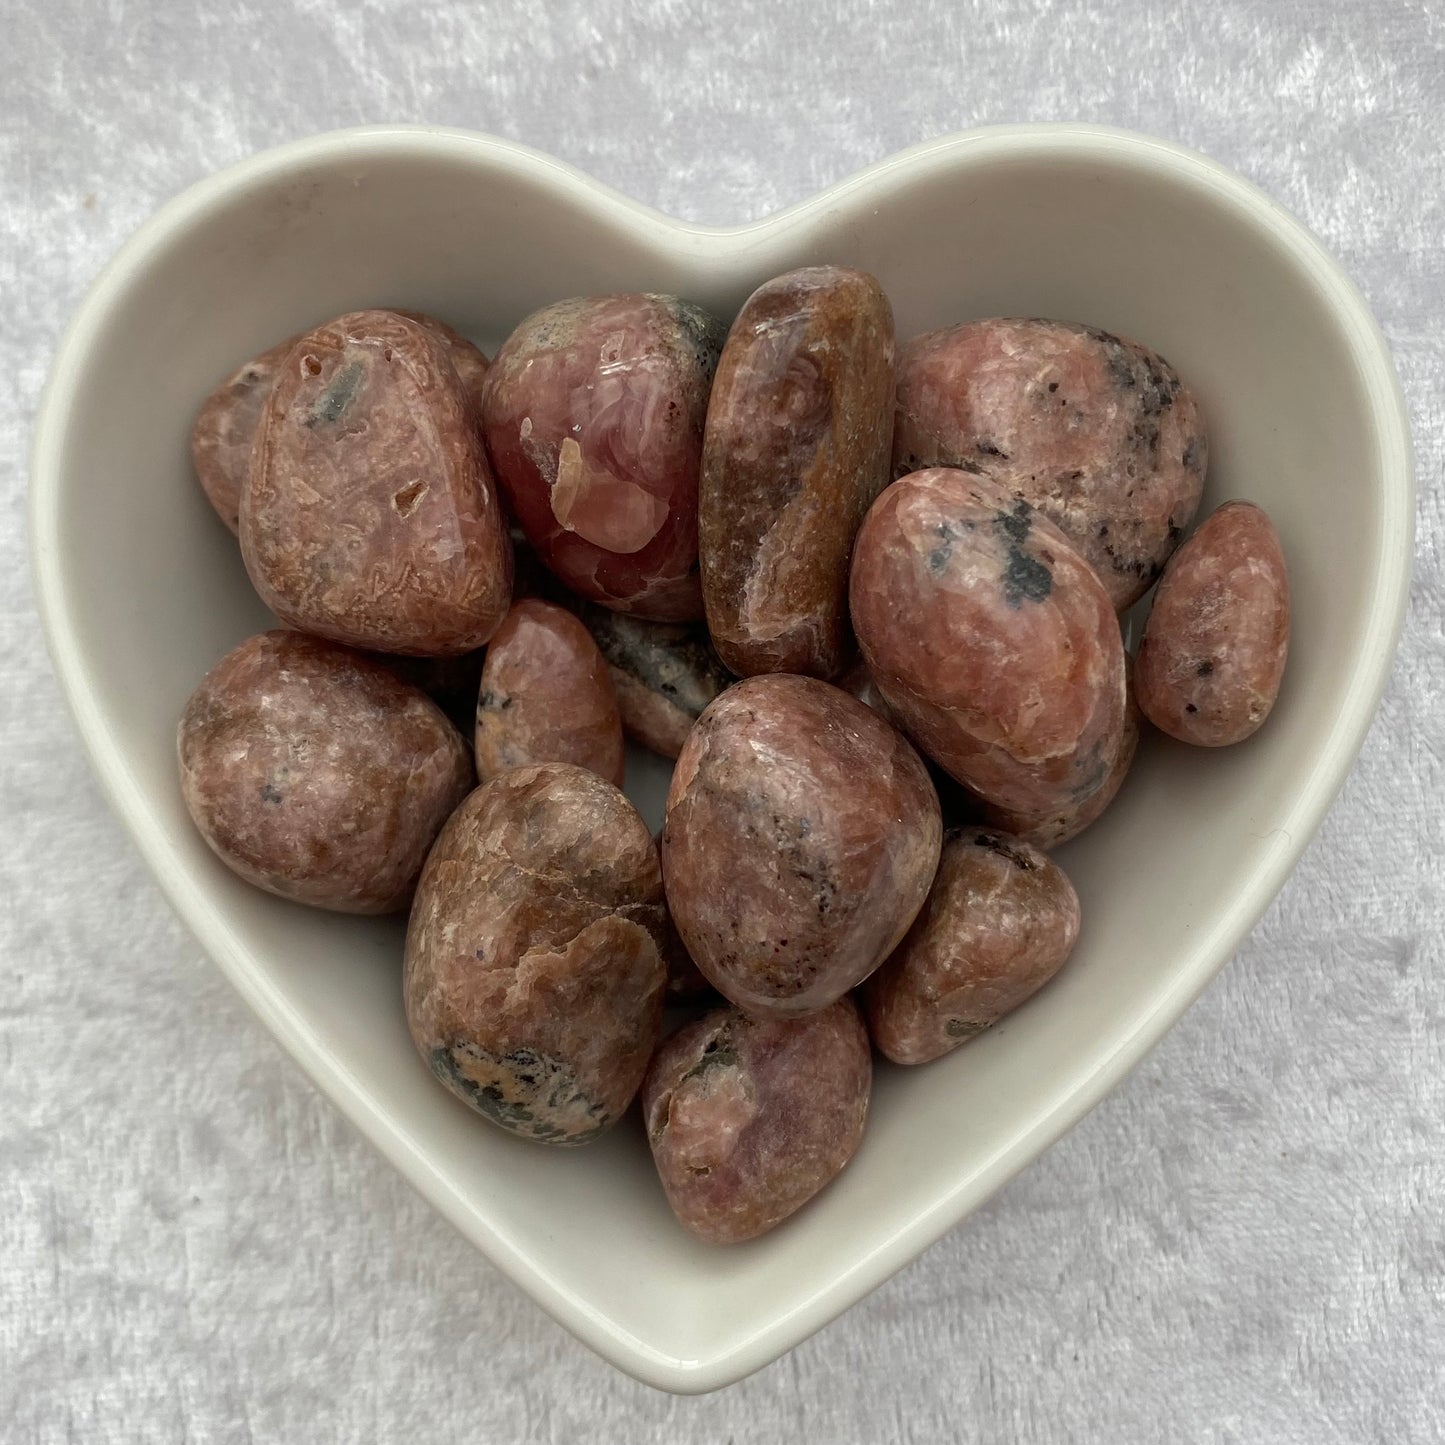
[3,2,1442,1440]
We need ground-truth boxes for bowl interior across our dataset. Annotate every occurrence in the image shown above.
[31,127,1410,1391]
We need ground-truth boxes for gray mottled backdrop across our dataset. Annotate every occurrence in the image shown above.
[3,2,1442,1441]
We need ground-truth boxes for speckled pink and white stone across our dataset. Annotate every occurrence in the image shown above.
[241,309,513,656]
[850,467,1127,818]
[404,764,668,1145]
[641,997,870,1243]
[177,630,473,914]
[893,318,1207,610]
[662,674,941,1018]
[863,827,1081,1064]
[474,599,624,786]
[1136,500,1290,745]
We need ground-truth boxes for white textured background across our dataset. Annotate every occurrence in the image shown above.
[3,2,1443,1441]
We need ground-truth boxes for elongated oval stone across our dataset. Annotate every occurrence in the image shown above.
[699,266,895,678]
[1136,500,1289,745]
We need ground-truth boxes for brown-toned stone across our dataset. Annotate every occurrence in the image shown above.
[191,334,298,535]
[662,675,941,1018]
[177,630,472,913]
[863,827,1080,1064]
[893,318,1207,610]
[242,309,513,656]
[404,764,668,1145]
[1136,500,1289,745]
[699,266,895,678]
[850,467,1127,818]
[192,311,490,537]
[474,599,624,786]
[482,293,724,620]
[641,998,870,1243]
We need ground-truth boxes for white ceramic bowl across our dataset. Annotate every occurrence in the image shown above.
[30,124,1412,1393]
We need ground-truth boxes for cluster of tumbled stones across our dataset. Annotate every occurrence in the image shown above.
[177,278,1288,1244]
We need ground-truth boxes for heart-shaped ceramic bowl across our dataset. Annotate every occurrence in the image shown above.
[30,124,1412,1392]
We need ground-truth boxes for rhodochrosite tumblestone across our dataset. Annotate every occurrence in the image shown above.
[177,631,473,914]
[473,599,624,786]
[850,467,1127,820]
[642,998,871,1243]
[699,265,895,679]
[191,334,297,535]
[893,318,1207,610]
[1136,500,1290,745]
[662,674,941,1018]
[482,293,725,620]
[404,764,668,1145]
[241,309,513,656]
[863,827,1081,1064]
[193,310,491,538]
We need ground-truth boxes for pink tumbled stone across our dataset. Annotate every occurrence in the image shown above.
[1136,500,1290,746]
[242,310,513,657]
[482,294,725,620]
[642,998,871,1243]
[850,467,1127,819]
[474,599,624,787]
[177,631,473,914]
[893,318,1207,610]
[662,675,941,1018]
[863,827,1081,1064]
[404,764,668,1145]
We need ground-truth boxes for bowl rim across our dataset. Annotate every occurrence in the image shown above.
[28,121,1415,1394]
